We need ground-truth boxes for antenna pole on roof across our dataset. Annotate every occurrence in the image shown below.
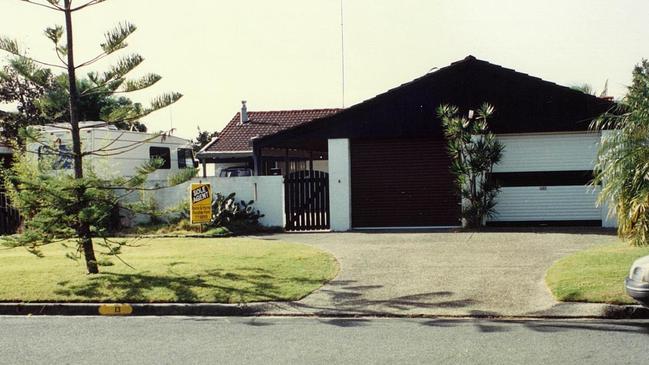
[169,108,173,133]
[340,0,345,108]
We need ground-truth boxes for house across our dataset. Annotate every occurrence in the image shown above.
[252,56,615,231]
[196,102,340,177]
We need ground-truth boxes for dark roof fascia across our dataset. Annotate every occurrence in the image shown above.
[197,156,253,164]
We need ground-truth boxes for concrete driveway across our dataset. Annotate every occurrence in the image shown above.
[258,229,619,317]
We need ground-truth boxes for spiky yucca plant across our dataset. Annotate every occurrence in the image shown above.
[438,103,504,228]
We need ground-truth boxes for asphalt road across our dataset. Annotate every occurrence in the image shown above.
[1,316,647,364]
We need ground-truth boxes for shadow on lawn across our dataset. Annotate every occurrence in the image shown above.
[54,266,326,303]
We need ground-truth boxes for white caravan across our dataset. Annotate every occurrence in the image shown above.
[29,121,196,183]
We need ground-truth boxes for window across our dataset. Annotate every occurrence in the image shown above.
[149,147,171,169]
[177,148,195,169]
[219,167,253,177]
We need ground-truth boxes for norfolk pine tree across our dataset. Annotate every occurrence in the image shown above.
[0,0,189,273]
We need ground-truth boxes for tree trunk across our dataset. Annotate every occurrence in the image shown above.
[64,1,98,274]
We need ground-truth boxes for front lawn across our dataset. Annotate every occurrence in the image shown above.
[0,237,339,303]
[546,243,649,304]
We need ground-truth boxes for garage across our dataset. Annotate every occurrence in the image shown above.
[253,56,615,230]
[350,139,460,228]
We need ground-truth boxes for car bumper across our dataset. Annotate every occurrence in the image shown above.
[625,278,649,306]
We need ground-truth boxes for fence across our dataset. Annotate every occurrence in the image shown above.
[153,176,285,228]
[0,191,21,235]
[284,171,330,231]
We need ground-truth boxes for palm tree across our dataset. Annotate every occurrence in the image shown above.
[593,60,649,246]
[571,83,595,95]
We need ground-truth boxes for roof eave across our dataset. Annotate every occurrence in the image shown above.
[197,136,219,154]
[196,150,253,159]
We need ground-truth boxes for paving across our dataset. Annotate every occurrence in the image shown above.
[253,229,623,317]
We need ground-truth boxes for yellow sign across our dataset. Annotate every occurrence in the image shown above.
[98,304,133,316]
[190,183,212,224]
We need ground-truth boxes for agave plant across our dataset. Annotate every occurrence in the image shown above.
[210,192,264,229]
[593,60,649,246]
[438,103,504,228]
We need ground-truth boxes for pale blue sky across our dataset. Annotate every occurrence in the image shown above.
[0,0,647,139]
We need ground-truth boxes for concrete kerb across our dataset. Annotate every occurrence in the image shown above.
[1,302,648,319]
[0,303,272,316]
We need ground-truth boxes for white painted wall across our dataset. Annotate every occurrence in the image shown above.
[313,160,329,173]
[493,132,600,173]
[600,130,618,228]
[152,176,284,227]
[328,138,351,231]
[202,163,217,177]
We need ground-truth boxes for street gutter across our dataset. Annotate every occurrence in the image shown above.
[1,302,648,319]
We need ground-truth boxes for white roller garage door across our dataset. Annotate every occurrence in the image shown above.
[493,132,600,173]
[488,132,603,225]
[491,186,601,222]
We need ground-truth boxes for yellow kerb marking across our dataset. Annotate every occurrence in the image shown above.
[98,304,133,316]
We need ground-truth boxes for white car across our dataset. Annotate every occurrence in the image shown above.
[625,255,649,307]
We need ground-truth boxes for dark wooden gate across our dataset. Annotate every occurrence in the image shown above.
[0,191,21,235]
[284,170,330,231]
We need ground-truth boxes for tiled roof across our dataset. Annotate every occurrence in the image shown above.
[200,109,341,153]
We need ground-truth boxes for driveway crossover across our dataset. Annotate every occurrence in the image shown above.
[258,230,619,316]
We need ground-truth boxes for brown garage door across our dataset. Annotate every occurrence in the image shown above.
[350,139,460,228]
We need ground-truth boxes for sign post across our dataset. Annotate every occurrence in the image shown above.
[190,183,212,226]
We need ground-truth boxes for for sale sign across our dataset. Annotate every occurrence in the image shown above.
[190,183,212,224]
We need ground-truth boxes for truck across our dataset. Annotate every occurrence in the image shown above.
[28,121,197,183]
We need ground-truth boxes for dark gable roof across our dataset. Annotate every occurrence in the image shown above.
[201,109,341,153]
[256,56,615,151]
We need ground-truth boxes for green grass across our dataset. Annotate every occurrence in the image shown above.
[546,243,649,304]
[0,237,339,303]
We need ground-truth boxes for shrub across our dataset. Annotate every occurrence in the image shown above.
[210,192,264,231]
[438,103,504,228]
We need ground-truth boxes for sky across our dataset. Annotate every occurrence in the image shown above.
[0,0,648,140]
